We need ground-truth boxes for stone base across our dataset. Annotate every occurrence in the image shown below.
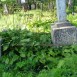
[51,22,77,46]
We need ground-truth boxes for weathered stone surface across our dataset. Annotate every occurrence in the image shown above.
[53,21,72,27]
[3,4,8,14]
[31,4,36,10]
[51,23,77,46]
[56,0,66,22]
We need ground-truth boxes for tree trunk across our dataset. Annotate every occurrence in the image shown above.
[68,0,72,9]
[3,4,8,15]
[40,3,43,10]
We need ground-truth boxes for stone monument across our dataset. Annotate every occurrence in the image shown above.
[21,0,28,11]
[21,0,25,4]
[51,0,77,46]
[31,4,36,10]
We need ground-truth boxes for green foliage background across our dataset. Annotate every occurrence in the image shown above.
[1,28,77,77]
[0,0,77,76]
[0,10,77,77]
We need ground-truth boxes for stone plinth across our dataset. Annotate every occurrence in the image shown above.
[51,22,77,46]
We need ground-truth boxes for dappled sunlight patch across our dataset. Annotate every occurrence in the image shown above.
[67,14,77,26]
[0,10,56,32]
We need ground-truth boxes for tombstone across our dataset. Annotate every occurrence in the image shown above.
[56,0,66,22]
[21,0,25,4]
[21,0,28,11]
[51,0,77,46]
[31,4,35,10]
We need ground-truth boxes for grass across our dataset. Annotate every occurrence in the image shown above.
[67,14,77,26]
[1,10,77,32]
[0,10,56,32]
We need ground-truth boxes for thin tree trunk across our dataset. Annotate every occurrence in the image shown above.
[68,0,72,9]
[3,4,8,15]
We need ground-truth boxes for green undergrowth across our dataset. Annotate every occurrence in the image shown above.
[0,10,77,77]
[0,29,77,77]
[68,14,77,26]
